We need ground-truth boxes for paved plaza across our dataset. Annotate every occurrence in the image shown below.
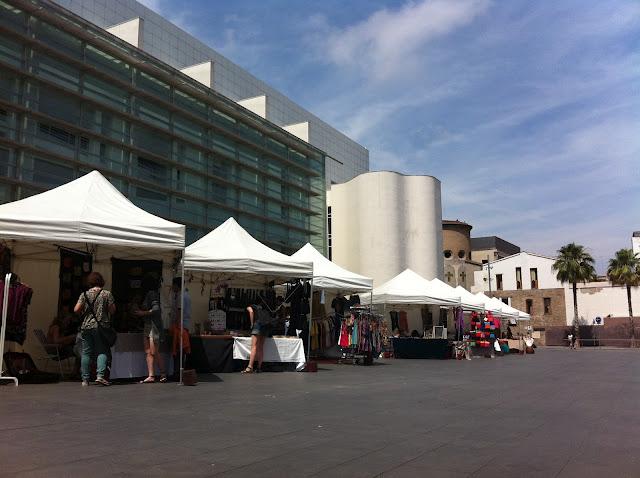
[1,348,639,477]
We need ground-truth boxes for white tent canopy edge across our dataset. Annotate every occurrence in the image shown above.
[0,171,187,384]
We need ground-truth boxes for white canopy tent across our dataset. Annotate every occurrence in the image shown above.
[500,302,530,321]
[363,269,459,306]
[454,286,486,312]
[290,243,372,292]
[0,171,184,249]
[488,297,520,319]
[183,218,314,365]
[183,217,312,283]
[0,171,186,385]
[474,293,506,317]
[428,278,463,305]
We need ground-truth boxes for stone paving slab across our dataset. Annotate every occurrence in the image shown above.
[1,348,639,477]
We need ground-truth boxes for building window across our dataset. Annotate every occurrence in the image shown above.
[458,250,466,259]
[516,267,522,290]
[544,297,551,314]
[530,268,538,289]
[481,259,488,264]
[496,274,503,291]
[526,299,533,315]
[444,250,452,259]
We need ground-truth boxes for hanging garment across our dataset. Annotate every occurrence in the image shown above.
[338,322,350,347]
[171,324,191,356]
[0,280,33,345]
[399,311,409,334]
[455,307,465,341]
[389,311,399,331]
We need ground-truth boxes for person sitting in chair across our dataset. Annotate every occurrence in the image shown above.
[47,312,81,374]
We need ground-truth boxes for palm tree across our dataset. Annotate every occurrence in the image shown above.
[607,248,640,343]
[552,243,597,330]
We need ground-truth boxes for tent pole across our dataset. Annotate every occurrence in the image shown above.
[179,253,185,385]
[306,279,314,365]
[0,273,18,386]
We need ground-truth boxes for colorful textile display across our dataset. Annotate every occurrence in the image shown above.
[310,317,336,352]
[338,310,383,356]
[0,278,33,345]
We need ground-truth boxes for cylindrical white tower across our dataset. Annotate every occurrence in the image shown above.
[328,171,443,285]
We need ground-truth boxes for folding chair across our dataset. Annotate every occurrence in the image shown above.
[32,329,74,378]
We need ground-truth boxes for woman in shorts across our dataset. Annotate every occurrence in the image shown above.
[242,303,272,374]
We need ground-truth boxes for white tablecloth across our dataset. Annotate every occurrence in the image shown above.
[109,333,174,379]
[110,351,174,379]
[233,337,306,368]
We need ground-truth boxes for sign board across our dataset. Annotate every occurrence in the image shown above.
[208,309,226,332]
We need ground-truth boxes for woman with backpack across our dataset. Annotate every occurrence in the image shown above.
[74,272,116,386]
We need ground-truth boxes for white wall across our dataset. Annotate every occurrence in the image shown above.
[180,61,214,88]
[564,282,640,325]
[329,171,443,286]
[472,252,561,292]
[106,17,143,48]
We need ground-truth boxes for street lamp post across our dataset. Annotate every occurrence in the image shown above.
[487,255,493,295]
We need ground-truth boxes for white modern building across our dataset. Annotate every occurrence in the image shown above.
[328,171,444,285]
[633,231,640,256]
[52,0,369,186]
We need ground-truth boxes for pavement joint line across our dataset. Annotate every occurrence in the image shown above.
[309,421,467,477]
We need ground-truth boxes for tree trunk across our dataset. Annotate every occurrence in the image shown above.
[628,285,635,347]
[573,282,578,329]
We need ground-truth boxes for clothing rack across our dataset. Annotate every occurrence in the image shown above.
[0,273,18,386]
[337,307,383,365]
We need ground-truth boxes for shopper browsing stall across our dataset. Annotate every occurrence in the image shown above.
[135,275,167,384]
[74,272,115,386]
[243,297,275,374]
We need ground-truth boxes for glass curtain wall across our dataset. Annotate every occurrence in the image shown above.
[0,0,326,253]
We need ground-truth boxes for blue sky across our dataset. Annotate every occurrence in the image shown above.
[143,0,639,272]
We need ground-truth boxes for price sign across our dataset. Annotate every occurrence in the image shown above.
[208,309,226,332]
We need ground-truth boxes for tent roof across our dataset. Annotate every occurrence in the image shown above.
[487,297,520,318]
[183,217,313,280]
[427,278,462,304]
[291,243,372,292]
[0,171,185,250]
[454,286,486,311]
[474,293,506,316]
[367,269,460,305]
[498,301,530,320]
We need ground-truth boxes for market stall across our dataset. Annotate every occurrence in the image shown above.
[291,243,374,361]
[0,171,185,384]
[362,269,460,359]
[183,218,313,372]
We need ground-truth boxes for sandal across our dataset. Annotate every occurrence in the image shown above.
[241,367,253,374]
[140,376,155,384]
[95,377,111,386]
[159,376,168,383]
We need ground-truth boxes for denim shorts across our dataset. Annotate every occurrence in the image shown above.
[251,322,271,336]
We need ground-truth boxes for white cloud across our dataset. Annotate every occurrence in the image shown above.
[324,0,491,80]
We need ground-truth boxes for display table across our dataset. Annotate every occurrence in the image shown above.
[507,339,522,350]
[189,335,234,373]
[110,333,174,379]
[392,338,450,359]
[233,337,306,368]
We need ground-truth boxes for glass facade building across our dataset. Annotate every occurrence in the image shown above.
[0,0,326,252]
